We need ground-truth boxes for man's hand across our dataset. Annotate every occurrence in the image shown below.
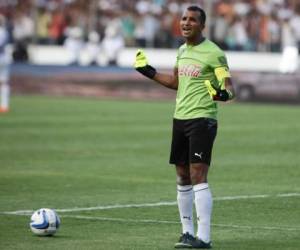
[205,80,234,102]
[134,49,157,79]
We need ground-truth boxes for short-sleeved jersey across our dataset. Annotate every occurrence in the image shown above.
[174,39,230,120]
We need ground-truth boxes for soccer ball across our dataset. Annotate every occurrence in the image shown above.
[30,208,60,236]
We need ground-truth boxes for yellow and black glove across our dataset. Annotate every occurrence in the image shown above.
[205,80,233,102]
[134,49,157,79]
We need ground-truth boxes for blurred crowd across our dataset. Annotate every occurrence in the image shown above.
[212,0,300,52]
[0,0,300,63]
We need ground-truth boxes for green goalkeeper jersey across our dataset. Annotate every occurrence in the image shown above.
[174,39,230,120]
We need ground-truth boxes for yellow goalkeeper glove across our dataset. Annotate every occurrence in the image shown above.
[205,80,233,102]
[134,49,157,79]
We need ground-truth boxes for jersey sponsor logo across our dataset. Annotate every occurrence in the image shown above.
[178,64,201,77]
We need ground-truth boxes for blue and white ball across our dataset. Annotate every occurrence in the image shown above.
[30,208,60,236]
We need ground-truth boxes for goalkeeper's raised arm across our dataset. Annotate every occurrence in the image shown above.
[134,49,178,90]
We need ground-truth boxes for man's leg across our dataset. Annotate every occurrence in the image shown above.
[188,118,217,246]
[0,81,10,112]
[191,163,212,244]
[176,165,194,236]
[170,119,194,237]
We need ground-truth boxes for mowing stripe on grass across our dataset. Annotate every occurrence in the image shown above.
[2,192,299,215]
[60,215,300,232]
[4,213,299,232]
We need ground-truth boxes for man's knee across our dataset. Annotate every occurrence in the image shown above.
[175,165,191,185]
[190,163,209,184]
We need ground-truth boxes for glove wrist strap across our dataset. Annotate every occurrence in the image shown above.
[136,65,157,79]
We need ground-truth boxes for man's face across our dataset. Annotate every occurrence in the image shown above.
[180,10,204,39]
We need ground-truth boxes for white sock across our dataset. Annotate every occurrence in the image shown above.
[0,83,10,109]
[177,185,194,235]
[193,183,212,243]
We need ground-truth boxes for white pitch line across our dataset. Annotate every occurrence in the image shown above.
[211,223,300,232]
[62,215,179,224]
[3,213,300,232]
[277,193,300,197]
[60,215,300,232]
[1,192,299,215]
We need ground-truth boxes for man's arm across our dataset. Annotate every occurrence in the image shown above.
[205,77,235,102]
[205,65,235,102]
[153,68,178,90]
[224,77,235,99]
[134,49,178,90]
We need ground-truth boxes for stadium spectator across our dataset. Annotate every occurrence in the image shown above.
[258,13,270,51]
[133,13,147,47]
[36,7,51,44]
[279,15,298,73]
[289,3,300,52]
[225,15,249,51]
[281,16,296,49]
[143,11,160,47]
[12,10,34,61]
[170,11,185,48]
[48,7,66,45]
[78,31,101,66]
[120,11,136,46]
[268,12,281,52]
[244,6,261,51]
[212,6,230,50]
[154,7,173,48]
[101,13,125,65]
[63,26,84,65]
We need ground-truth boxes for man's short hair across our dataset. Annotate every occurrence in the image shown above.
[187,5,206,25]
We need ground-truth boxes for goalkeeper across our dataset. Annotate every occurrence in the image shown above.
[135,5,234,249]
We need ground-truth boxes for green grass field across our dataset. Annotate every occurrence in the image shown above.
[0,96,299,250]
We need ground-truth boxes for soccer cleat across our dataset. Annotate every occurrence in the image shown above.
[192,238,212,249]
[175,232,196,248]
[0,107,9,113]
[174,233,212,249]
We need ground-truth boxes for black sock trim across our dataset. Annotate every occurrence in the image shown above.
[177,187,193,192]
[194,187,209,193]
